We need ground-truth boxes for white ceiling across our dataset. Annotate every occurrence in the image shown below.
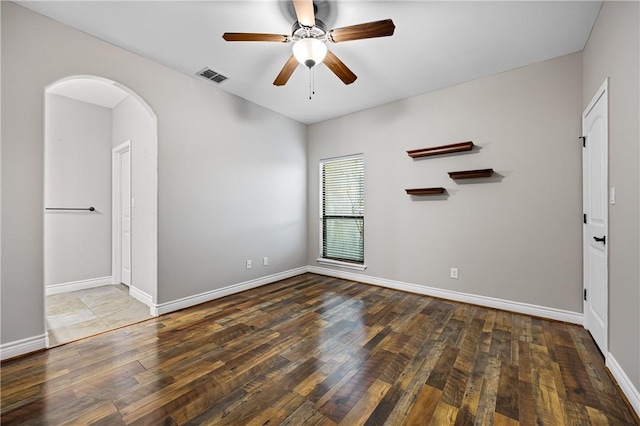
[18,1,602,124]
[48,78,130,109]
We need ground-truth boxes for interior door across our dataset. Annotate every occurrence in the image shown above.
[582,80,608,356]
[113,140,132,287]
[121,148,132,286]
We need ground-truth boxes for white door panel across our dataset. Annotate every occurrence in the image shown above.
[113,141,131,287]
[121,149,131,286]
[583,80,608,356]
[588,246,606,325]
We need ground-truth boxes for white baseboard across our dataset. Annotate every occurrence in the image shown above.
[128,285,154,315]
[152,267,308,316]
[0,334,47,361]
[606,354,640,417]
[307,266,584,325]
[45,276,113,295]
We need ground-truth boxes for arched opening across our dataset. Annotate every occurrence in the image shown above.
[43,76,158,347]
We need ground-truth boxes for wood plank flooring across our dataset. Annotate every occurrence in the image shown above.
[1,273,638,425]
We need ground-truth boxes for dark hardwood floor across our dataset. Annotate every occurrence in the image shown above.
[1,273,638,425]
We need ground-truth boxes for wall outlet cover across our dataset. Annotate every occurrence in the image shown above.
[450,267,459,279]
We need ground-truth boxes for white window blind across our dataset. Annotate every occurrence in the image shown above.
[320,154,364,264]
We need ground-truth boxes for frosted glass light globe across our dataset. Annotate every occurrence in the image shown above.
[293,38,327,68]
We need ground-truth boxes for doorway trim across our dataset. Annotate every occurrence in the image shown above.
[44,75,159,321]
[112,140,131,287]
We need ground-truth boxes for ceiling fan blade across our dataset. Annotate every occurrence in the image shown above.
[273,55,299,86]
[293,0,315,27]
[323,51,357,85]
[329,19,395,43]
[222,33,288,42]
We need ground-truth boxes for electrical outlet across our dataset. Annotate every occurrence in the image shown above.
[246,260,252,269]
[263,257,269,266]
[450,267,459,279]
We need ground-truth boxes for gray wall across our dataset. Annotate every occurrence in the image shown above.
[112,95,156,300]
[44,94,113,286]
[307,52,584,312]
[1,2,307,343]
[583,0,640,391]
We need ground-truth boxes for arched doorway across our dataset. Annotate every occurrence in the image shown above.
[43,76,158,346]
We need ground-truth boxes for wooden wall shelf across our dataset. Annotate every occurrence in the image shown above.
[448,169,494,180]
[407,141,474,158]
[405,187,446,196]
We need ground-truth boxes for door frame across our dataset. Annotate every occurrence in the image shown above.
[43,74,159,343]
[582,78,609,355]
[112,140,131,286]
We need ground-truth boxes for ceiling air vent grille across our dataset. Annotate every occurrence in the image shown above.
[197,67,228,84]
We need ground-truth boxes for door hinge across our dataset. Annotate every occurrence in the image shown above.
[593,235,606,244]
[584,288,587,301]
[583,213,587,224]
[580,136,586,147]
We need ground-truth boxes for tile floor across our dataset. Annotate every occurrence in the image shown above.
[46,284,153,347]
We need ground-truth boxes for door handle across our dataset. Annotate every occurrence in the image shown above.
[593,235,606,244]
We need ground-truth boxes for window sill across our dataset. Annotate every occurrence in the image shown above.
[316,258,367,271]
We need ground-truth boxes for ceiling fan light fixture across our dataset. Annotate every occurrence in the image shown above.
[292,38,327,68]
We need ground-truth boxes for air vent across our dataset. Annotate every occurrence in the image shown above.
[197,67,228,84]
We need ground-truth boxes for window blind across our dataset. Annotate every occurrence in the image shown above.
[320,155,364,264]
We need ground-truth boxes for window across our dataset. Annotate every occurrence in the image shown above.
[319,154,365,268]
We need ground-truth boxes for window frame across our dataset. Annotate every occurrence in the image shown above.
[317,153,367,271]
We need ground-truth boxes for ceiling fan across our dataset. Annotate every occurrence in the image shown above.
[222,0,395,86]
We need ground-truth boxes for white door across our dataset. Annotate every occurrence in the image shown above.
[121,149,131,286]
[583,80,608,356]
[113,141,131,286]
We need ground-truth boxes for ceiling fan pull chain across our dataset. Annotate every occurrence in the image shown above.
[308,68,312,99]
[312,67,316,96]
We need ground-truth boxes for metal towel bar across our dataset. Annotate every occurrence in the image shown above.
[45,207,95,211]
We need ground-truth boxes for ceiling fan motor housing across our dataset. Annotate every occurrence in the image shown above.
[291,19,327,41]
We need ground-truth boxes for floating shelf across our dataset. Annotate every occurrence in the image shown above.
[448,168,494,180]
[405,187,447,196]
[407,141,474,158]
